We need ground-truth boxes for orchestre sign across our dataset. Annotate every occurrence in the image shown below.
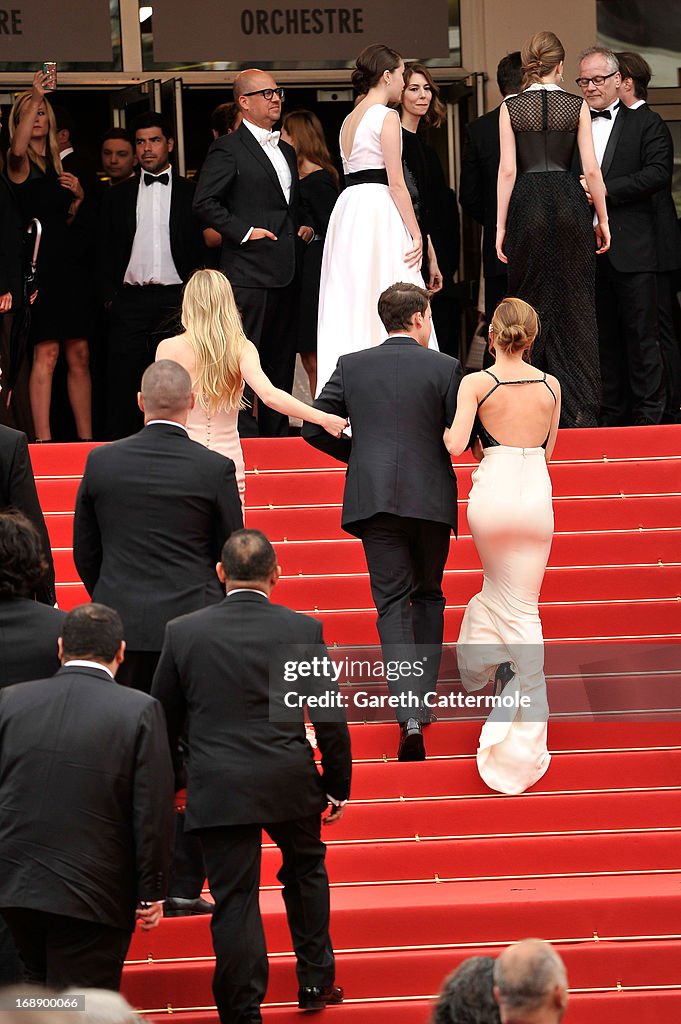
[0,0,112,61]
[152,0,450,62]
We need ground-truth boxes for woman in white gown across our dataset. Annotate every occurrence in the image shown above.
[444,298,561,795]
[156,269,347,509]
[316,43,438,395]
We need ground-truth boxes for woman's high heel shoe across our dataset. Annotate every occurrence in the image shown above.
[493,661,515,698]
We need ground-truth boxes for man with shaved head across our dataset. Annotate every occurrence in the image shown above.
[493,939,569,1023]
[74,360,243,694]
[194,68,313,437]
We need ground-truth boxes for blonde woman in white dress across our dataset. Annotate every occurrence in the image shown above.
[156,269,347,509]
[445,298,561,795]
[316,43,437,395]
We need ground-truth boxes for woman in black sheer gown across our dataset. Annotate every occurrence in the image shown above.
[496,31,610,427]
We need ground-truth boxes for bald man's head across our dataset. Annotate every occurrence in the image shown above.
[139,360,193,424]
[233,68,281,129]
[493,940,568,1022]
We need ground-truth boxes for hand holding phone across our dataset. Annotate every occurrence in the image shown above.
[42,63,57,91]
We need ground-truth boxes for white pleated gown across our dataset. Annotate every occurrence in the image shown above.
[457,445,554,794]
[316,104,437,396]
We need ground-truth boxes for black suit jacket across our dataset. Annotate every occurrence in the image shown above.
[632,108,681,273]
[0,665,174,929]
[193,123,301,288]
[0,425,56,605]
[96,172,206,304]
[303,337,461,536]
[0,172,25,305]
[73,423,243,650]
[600,102,672,273]
[152,591,352,829]
[0,597,65,688]
[459,107,507,280]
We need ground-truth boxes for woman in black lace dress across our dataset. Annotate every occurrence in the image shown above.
[496,31,610,427]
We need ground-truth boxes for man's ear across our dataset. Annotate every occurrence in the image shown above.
[216,562,227,585]
[57,636,64,662]
[167,137,175,154]
[270,564,282,589]
[138,391,145,413]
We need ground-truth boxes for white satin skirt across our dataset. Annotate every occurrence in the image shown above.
[457,445,554,794]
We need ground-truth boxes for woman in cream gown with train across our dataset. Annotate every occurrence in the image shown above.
[445,298,561,795]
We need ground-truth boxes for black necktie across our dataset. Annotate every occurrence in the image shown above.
[144,172,169,186]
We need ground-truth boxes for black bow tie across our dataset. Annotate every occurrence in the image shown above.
[144,172,169,186]
[590,103,620,120]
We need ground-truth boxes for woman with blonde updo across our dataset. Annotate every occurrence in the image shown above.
[316,42,437,395]
[156,269,347,508]
[496,30,609,428]
[445,298,560,795]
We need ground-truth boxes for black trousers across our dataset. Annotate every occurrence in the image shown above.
[595,258,664,425]
[657,271,681,420]
[1,908,131,991]
[233,283,297,438]
[199,814,334,1024]
[106,284,183,440]
[359,513,451,722]
[118,650,206,900]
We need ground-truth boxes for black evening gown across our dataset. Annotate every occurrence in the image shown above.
[505,88,600,427]
[297,169,338,355]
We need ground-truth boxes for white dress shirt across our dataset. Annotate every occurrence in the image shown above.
[146,419,188,432]
[124,164,182,286]
[242,117,292,202]
[631,99,646,109]
[590,99,621,167]
[63,659,114,679]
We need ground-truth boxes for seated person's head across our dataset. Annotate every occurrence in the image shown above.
[0,510,47,599]
[493,939,568,1023]
[377,282,432,345]
[218,529,279,590]
[101,128,136,182]
[431,956,500,1024]
[139,360,193,423]
[60,604,125,670]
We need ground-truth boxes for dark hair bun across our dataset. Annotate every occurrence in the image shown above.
[351,66,372,95]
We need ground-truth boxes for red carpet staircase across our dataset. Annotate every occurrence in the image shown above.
[31,426,681,1023]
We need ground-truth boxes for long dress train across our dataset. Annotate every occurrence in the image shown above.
[457,441,553,795]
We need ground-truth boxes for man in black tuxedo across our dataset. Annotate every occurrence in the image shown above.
[303,283,461,761]
[193,69,312,438]
[0,511,65,690]
[0,423,56,604]
[97,113,206,439]
[152,529,352,1023]
[616,50,681,422]
[0,603,174,990]
[459,52,523,326]
[577,46,669,425]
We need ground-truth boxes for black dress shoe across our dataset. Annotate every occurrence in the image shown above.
[163,896,214,917]
[298,984,344,1010]
[493,662,515,698]
[397,718,425,761]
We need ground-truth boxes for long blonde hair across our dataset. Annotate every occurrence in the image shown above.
[180,269,249,413]
[9,91,63,174]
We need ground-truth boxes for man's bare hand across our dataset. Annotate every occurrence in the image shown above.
[298,225,314,243]
[323,802,346,826]
[136,902,164,931]
[250,228,277,241]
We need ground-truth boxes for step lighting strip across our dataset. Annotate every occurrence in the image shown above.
[247,491,681,511]
[125,932,681,967]
[338,784,681,806]
[349,747,681,765]
[298,826,681,849]
[241,455,681,476]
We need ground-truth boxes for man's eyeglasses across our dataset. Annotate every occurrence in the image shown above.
[242,87,285,101]
[575,71,617,88]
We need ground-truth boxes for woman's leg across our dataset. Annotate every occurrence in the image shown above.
[29,340,60,440]
[64,337,92,439]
